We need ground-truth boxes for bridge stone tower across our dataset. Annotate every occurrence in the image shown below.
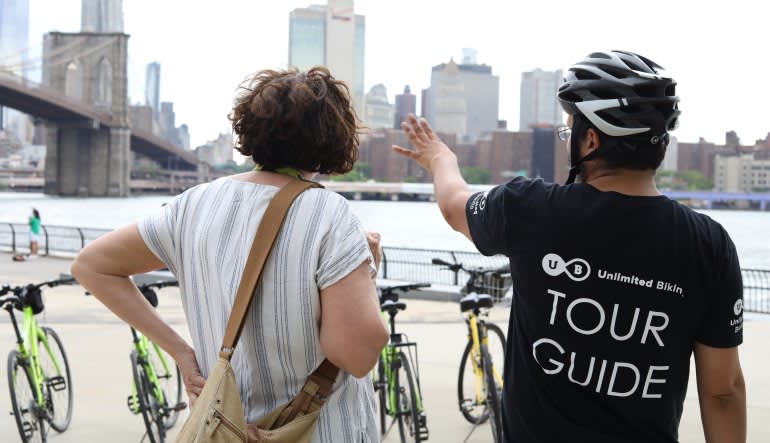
[42,29,130,196]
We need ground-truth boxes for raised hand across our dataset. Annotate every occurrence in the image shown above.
[392,114,455,173]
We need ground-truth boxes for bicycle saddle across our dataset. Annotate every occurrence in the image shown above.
[381,299,406,312]
[460,293,494,312]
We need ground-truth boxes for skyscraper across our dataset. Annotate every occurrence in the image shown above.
[519,68,563,131]
[145,62,160,117]
[288,1,365,110]
[422,56,499,142]
[364,84,393,130]
[0,0,32,143]
[394,85,416,129]
[81,0,124,33]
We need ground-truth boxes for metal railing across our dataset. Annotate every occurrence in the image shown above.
[0,223,109,257]
[743,269,770,314]
[0,223,767,314]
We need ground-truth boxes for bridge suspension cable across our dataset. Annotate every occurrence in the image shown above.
[0,37,119,73]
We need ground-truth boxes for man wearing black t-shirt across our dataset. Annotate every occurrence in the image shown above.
[393,50,745,442]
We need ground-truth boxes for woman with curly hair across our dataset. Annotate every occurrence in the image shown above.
[72,67,387,442]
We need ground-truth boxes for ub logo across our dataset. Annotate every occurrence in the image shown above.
[542,253,591,282]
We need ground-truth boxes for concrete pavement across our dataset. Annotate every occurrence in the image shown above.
[0,255,767,442]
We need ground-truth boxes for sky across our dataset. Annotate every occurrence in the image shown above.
[21,0,770,149]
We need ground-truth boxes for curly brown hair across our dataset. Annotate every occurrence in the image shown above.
[229,67,360,175]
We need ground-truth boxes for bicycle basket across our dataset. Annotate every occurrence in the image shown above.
[478,273,512,300]
[19,286,45,315]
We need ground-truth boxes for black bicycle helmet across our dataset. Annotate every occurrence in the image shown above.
[558,50,681,183]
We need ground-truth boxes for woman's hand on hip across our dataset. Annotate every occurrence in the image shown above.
[174,346,206,408]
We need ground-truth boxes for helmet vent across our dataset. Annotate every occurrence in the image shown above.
[589,52,612,59]
[573,69,601,80]
[601,66,632,79]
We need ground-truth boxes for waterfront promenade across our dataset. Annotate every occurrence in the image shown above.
[0,255,768,442]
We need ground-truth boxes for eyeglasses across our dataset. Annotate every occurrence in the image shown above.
[556,126,572,141]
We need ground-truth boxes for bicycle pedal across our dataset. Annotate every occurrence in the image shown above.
[171,402,187,412]
[419,413,427,428]
[126,395,141,414]
[22,421,34,437]
[47,375,67,392]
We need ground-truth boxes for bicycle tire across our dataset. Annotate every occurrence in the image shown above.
[39,327,73,432]
[457,322,506,424]
[395,351,422,443]
[482,345,503,443]
[148,344,182,429]
[8,350,45,443]
[130,350,165,443]
[376,354,387,435]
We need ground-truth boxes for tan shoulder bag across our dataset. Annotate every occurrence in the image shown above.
[176,179,339,443]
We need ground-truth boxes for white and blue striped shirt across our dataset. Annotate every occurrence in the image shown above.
[138,177,378,442]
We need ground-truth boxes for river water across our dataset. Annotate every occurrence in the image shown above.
[0,192,768,269]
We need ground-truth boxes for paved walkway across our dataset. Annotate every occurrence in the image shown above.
[0,255,767,442]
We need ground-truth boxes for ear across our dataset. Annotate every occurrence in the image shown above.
[582,127,601,156]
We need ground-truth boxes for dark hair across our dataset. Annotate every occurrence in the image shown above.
[229,67,360,175]
[572,114,667,171]
[32,208,40,222]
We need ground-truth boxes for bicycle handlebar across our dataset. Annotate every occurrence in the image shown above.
[137,280,179,291]
[431,258,509,276]
[378,282,431,293]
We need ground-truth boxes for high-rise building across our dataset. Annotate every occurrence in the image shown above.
[422,57,499,142]
[394,85,416,129]
[0,0,32,143]
[81,0,124,33]
[288,1,365,111]
[364,84,393,130]
[177,124,190,150]
[159,102,181,146]
[144,62,160,117]
[288,5,326,70]
[519,68,563,131]
[196,133,233,166]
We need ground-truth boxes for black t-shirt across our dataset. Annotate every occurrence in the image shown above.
[466,177,743,443]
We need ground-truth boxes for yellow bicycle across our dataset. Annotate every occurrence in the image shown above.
[433,258,506,443]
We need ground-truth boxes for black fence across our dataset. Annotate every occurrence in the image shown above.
[743,269,770,314]
[0,223,109,257]
[0,223,768,314]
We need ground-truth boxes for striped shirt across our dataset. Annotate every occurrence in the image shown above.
[138,177,378,442]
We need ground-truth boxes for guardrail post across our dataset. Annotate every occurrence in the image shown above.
[450,251,458,285]
[42,225,49,256]
[8,223,15,252]
[381,249,388,279]
[77,227,85,250]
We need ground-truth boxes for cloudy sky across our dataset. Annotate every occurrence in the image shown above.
[23,0,770,148]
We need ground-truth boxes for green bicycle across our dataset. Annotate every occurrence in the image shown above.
[2,276,76,443]
[373,282,430,442]
[126,279,185,443]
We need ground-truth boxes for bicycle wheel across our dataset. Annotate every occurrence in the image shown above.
[38,327,73,432]
[395,352,422,443]
[457,321,505,424]
[482,345,503,442]
[8,350,45,443]
[375,354,387,435]
[130,350,165,443]
[148,344,182,429]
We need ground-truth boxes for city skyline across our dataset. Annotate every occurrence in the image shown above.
[16,0,770,149]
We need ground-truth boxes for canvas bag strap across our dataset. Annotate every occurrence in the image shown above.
[218,179,319,360]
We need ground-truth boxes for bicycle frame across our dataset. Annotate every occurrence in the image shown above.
[380,312,426,417]
[130,327,169,407]
[7,305,61,407]
[466,313,504,403]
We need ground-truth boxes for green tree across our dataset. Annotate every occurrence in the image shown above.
[330,162,371,182]
[460,166,492,184]
[655,170,713,191]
